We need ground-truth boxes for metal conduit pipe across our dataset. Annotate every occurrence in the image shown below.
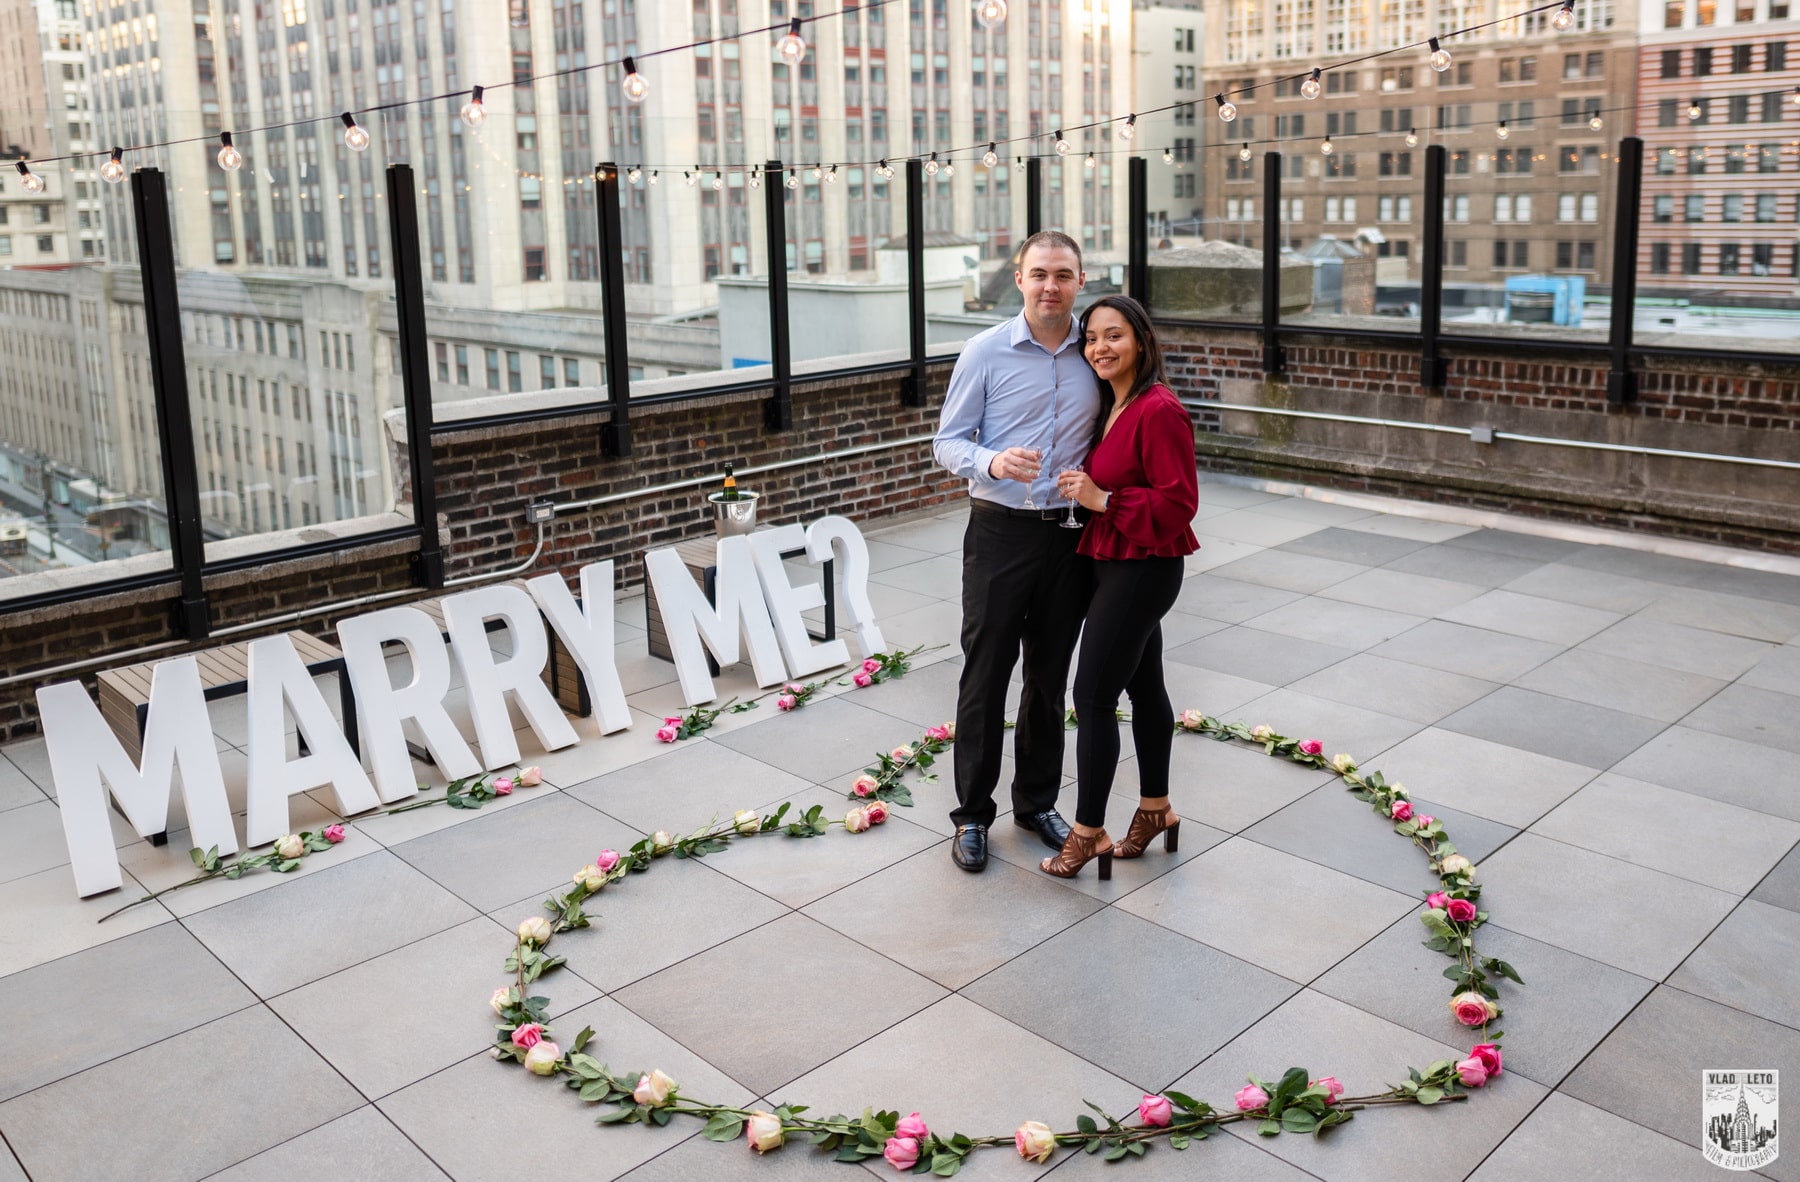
[1192,402,1800,473]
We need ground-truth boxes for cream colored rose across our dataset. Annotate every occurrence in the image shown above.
[651,831,676,855]
[844,807,871,833]
[633,1068,677,1107]
[516,916,554,945]
[489,986,513,1015]
[1331,753,1356,773]
[573,864,606,892]
[518,766,544,787]
[1249,724,1274,741]
[733,809,760,835]
[523,1041,561,1075]
[1439,854,1475,879]
[274,834,305,860]
[1014,1120,1056,1163]
[745,1111,784,1153]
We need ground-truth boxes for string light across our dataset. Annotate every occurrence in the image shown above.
[684,169,699,187]
[1688,99,1703,119]
[982,143,999,167]
[1118,114,1137,140]
[1239,143,1252,162]
[1428,37,1452,72]
[748,167,761,188]
[16,160,43,192]
[341,112,370,152]
[1321,135,1334,155]
[925,152,940,176]
[711,171,724,190]
[1496,120,1509,141]
[1084,152,1096,169]
[216,131,243,172]
[1552,0,1575,29]
[626,165,642,183]
[648,170,660,185]
[1215,93,1238,122]
[460,85,486,127]
[876,159,895,178]
[1791,85,1800,106]
[99,147,126,185]
[809,164,824,180]
[1014,156,1026,172]
[942,160,955,177]
[825,164,839,183]
[1301,68,1323,100]
[784,171,799,189]
[1162,147,1174,164]
[776,17,808,67]
[1588,112,1604,131]
[1053,129,1071,155]
[621,56,650,104]
[1405,127,1419,147]
[974,0,1008,28]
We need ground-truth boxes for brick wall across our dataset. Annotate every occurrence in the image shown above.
[1162,324,1800,553]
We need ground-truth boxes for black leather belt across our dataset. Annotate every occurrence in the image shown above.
[971,498,1085,522]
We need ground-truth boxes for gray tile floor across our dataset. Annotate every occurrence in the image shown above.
[2,474,1797,1181]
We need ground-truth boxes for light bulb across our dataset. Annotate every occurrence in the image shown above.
[1589,113,1604,131]
[460,85,486,127]
[341,112,370,152]
[1405,127,1419,147]
[825,164,838,183]
[622,56,650,104]
[1428,38,1451,72]
[1119,114,1137,140]
[1791,86,1800,106]
[648,170,660,185]
[1162,147,1174,164]
[982,143,999,167]
[926,152,940,176]
[1552,0,1575,29]
[1301,68,1322,100]
[1053,130,1071,155]
[1321,135,1334,155]
[785,172,798,189]
[1688,100,1703,120]
[748,168,761,188]
[1496,120,1509,141]
[776,18,807,66]
[975,0,1008,28]
[711,172,724,191]
[943,161,955,177]
[17,160,43,192]
[100,147,126,184]
[216,131,243,171]
[1084,152,1096,169]
[1014,156,1026,172]
[626,165,642,183]
[877,159,895,178]
[1215,93,1238,122]
[684,170,698,187]
[809,164,823,180]
[1239,143,1253,163]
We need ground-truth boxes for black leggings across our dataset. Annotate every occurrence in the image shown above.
[1070,556,1186,828]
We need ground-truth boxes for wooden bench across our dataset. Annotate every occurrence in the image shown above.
[644,531,836,673]
[97,629,356,846]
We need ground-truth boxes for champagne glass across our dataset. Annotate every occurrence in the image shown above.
[1060,464,1085,529]
[1021,433,1051,511]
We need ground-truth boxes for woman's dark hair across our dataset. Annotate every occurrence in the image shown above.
[1079,295,1167,443]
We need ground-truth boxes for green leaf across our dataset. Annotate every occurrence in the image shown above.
[1083,1140,1102,1155]
[1075,1115,1097,1135]
[701,1114,744,1142]
[1258,1119,1281,1137]
[595,1106,638,1124]
[1484,957,1525,985]
[1164,1090,1207,1115]
[1416,1086,1444,1105]
[571,1026,595,1055]
[1127,1142,1146,1157]
[930,1152,963,1176]
[1170,1133,1190,1150]
[1282,1109,1318,1132]
[1104,1144,1129,1161]
[189,847,206,868]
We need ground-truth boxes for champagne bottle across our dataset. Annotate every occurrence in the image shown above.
[720,462,739,502]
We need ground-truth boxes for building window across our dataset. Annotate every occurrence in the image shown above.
[1723,194,1744,222]
[1686,194,1706,221]
[1449,240,1468,267]
[507,351,523,392]
[539,355,556,389]
[1719,243,1741,274]
[1682,242,1703,273]
[1753,242,1774,274]
[564,358,580,387]
[1650,242,1671,273]
[523,247,547,281]
[1757,193,1779,222]
[1661,48,1682,76]
[435,342,449,381]
[455,345,470,385]
[485,348,501,390]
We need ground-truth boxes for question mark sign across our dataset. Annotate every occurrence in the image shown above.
[805,515,887,658]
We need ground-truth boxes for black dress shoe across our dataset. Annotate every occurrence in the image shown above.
[1013,809,1073,852]
[951,825,988,872]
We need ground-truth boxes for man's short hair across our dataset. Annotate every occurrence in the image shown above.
[1017,230,1083,273]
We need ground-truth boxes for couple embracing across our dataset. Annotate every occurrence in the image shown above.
[933,230,1199,880]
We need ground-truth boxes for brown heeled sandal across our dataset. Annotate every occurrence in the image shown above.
[1040,829,1113,880]
[1114,805,1180,859]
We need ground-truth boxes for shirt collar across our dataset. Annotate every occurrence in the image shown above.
[1009,311,1082,355]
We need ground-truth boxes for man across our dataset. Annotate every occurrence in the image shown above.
[932,231,1101,872]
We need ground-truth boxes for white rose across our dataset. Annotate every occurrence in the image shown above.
[746,1111,784,1153]
[651,831,676,855]
[1439,854,1475,879]
[733,809,760,835]
[274,833,305,860]
[523,1041,561,1076]
[516,916,554,945]
[633,1068,677,1107]
[489,986,513,1015]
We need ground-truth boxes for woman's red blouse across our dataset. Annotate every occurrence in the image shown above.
[1078,383,1201,561]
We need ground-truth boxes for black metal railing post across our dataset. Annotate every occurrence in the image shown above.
[129,167,210,638]
[902,158,927,407]
[1607,136,1644,406]
[1419,144,1449,389]
[384,164,444,587]
[1260,152,1285,374]
[1025,156,1043,237]
[1127,154,1148,304]
[593,162,633,456]
[763,159,794,430]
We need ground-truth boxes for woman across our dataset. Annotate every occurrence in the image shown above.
[1041,295,1199,879]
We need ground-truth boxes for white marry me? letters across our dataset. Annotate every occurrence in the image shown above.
[38,515,885,899]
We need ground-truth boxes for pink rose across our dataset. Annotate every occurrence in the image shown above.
[1310,1076,1345,1104]
[523,1041,561,1075]
[1416,814,1434,828]
[1455,1057,1489,1087]
[595,849,620,873]
[853,671,874,687]
[1469,1042,1503,1078]
[1446,898,1477,923]
[785,683,805,694]
[1234,1084,1270,1112]
[883,1135,921,1170]
[656,725,679,743]
[1390,800,1413,821]
[845,807,871,833]
[1014,1121,1055,1163]
[746,1111,784,1153]
[510,1022,545,1049]
[1137,1094,1173,1127]
[926,724,951,742]
[895,1112,930,1141]
[519,766,543,787]
[1425,891,1449,910]
[776,694,797,711]
[862,658,882,674]
[322,824,346,843]
[852,774,879,797]
[1298,739,1323,757]
[492,777,514,795]
[865,800,890,825]
[890,745,913,762]
[1449,991,1498,1027]
[663,717,683,727]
